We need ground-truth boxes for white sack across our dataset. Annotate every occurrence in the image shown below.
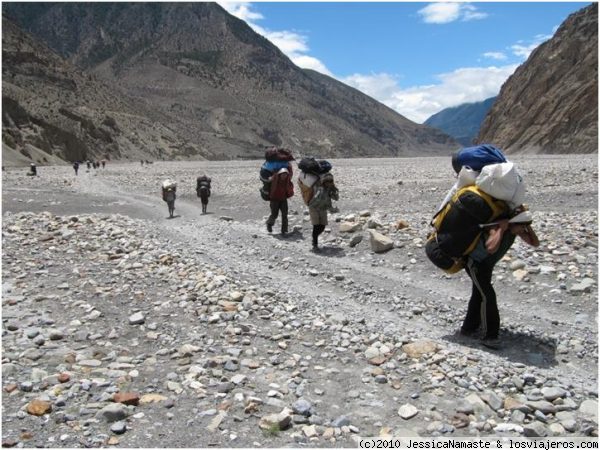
[162,179,177,189]
[298,171,318,188]
[476,162,525,208]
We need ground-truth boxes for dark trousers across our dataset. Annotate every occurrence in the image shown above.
[267,199,288,233]
[462,233,515,339]
[312,225,325,246]
[463,260,499,338]
[167,200,175,217]
[200,192,209,214]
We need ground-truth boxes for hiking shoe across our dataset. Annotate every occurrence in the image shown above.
[266,223,273,233]
[459,327,479,337]
[481,337,502,350]
[311,245,321,253]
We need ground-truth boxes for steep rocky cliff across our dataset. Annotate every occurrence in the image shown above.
[3,2,456,163]
[477,4,597,154]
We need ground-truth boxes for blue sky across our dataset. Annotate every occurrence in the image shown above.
[218,2,589,123]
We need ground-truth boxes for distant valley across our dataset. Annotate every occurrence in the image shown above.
[424,97,496,147]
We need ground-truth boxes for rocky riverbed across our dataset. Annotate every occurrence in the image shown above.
[2,156,598,447]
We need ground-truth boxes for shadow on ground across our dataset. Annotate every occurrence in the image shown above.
[443,329,558,368]
[315,246,346,258]
[272,230,304,242]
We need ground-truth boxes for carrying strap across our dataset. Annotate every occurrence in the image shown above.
[430,185,508,257]
[431,185,506,230]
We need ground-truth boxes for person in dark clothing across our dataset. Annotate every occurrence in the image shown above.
[196,175,211,214]
[86,160,91,170]
[266,164,293,235]
[28,163,37,176]
[162,181,177,218]
[427,156,540,349]
[461,219,539,348]
[73,161,79,175]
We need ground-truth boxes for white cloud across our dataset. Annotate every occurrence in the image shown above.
[418,3,461,24]
[483,52,507,61]
[342,65,518,123]
[291,55,332,75]
[217,1,263,22]
[418,3,487,24]
[258,29,308,55]
[216,1,331,75]
[461,4,488,22]
[511,33,553,59]
[342,73,401,102]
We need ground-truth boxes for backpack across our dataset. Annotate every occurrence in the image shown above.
[426,185,508,274]
[196,176,211,197]
[163,187,176,202]
[452,144,506,174]
[298,157,320,175]
[318,160,332,174]
[308,173,337,210]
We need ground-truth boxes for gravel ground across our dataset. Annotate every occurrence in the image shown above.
[2,155,598,448]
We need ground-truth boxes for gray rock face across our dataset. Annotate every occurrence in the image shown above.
[110,421,127,434]
[369,230,394,253]
[128,312,145,325]
[578,399,598,422]
[523,421,548,437]
[97,404,129,423]
[477,4,598,153]
[398,404,419,420]
[541,387,567,401]
[292,399,312,417]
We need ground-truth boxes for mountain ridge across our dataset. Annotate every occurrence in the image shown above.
[3,2,457,164]
[424,97,496,147]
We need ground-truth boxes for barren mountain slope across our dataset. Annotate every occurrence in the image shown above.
[3,2,457,160]
[477,4,598,154]
[1,16,212,166]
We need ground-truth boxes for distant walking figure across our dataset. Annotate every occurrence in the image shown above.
[86,160,91,170]
[101,160,106,169]
[162,180,177,218]
[140,160,144,167]
[28,163,37,176]
[196,174,212,214]
[73,161,79,175]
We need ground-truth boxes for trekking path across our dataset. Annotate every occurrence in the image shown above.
[2,158,598,446]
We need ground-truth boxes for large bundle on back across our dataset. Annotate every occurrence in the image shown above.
[162,179,177,190]
[426,144,531,274]
[162,179,177,202]
[297,157,337,209]
[259,148,294,201]
[196,175,211,197]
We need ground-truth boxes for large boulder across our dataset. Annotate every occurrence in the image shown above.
[369,230,393,253]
